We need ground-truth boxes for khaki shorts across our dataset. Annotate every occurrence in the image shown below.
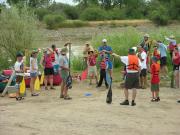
[88,66,97,77]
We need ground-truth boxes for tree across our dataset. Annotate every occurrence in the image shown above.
[74,0,99,8]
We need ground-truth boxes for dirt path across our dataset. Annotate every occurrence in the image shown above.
[0,82,180,135]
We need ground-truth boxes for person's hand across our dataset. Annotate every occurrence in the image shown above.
[112,53,119,57]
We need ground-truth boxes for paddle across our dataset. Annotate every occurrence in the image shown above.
[66,43,73,89]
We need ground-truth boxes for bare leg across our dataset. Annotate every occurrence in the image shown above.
[132,89,137,101]
[95,76,98,84]
[44,75,48,89]
[49,75,54,88]
[30,77,36,94]
[124,88,129,100]
[61,81,65,96]
[140,77,143,88]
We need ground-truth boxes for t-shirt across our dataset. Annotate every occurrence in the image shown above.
[151,63,160,84]
[158,43,167,57]
[140,51,147,70]
[30,57,38,73]
[120,56,141,73]
[88,55,97,66]
[98,45,112,59]
[59,55,69,71]
[14,61,24,76]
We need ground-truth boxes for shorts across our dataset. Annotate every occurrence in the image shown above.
[60,70,69,81]
[30,72,38,77]
[88,66,97,77]
[140,69,147,77]
[125,73,139,89]
[44,68,54,76]
[173,65,180,71]
[107,61,113,70]
[151,84,159,91]
[160,57,167,66]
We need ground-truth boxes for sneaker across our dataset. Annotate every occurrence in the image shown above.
[155,97,160,102]
[151,98,156,102]
[120,100,129,105]
[31,93,39,97]
[131,101,136,106]
[64,95,72,100]
[177,100,180,103]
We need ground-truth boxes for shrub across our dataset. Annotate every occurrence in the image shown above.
[80,7,107,21]
[149,6,169,26]
[35,8,51,21]
[72,56,85,71]
[63,6,79,20]
[107,8,126,20]
[0,7,39,70]
[43,14,65,29]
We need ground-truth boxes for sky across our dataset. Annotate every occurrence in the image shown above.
[0,0,75,5]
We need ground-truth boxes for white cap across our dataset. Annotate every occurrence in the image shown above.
[132,47,137,52]
[102,39,107,43]
[144,34,150,38]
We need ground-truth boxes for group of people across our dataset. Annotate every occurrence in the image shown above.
[14,34,180,106]
[83,34,180,106]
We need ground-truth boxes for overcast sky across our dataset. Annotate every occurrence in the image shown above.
[0,0,75,5]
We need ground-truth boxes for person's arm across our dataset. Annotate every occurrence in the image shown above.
[112,53,120,57]
[165,37,175,42]
[40,56,44,68]
[47,48,53,54]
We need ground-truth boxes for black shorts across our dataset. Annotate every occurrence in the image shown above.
[44,68,54,76]
[125,73,139,89]
[140,69,147,77]
[173,65,180,71]
[160,57,167,66]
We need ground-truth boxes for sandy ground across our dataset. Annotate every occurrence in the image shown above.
[0,81,180,135]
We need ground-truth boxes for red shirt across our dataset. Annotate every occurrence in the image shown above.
[151,63,160,84]
[100,59,106,69]
[88,55,97,66]
[173,52,180,65]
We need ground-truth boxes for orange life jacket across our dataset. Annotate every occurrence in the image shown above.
[127,55,139,71]
[153,63,160,76]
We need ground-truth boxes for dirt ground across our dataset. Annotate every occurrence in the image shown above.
[0,82,180,135]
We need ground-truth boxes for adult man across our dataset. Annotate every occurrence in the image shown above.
[83,42,94,65]
[113,49,141,106]
[137,46,147,89]
[156,41,168,79]
[98,39,113,77]
[59,48,72,100]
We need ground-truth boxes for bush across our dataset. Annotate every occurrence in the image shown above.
[107,8,126,20]
[0,7,39,70]
[63,6,79,20]
[43,14,65,29]
[80,7,107,21]
[149,6,169,25]
[72,56,85,71]
[35,8,51,21]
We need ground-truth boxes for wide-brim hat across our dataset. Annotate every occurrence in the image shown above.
[144,34,150,38]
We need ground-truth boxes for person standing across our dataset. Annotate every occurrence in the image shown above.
[165,35,177,59]
[156,41,168,79]
[83,42,94,67]
[113,49,141,106]
[30,50,39,96]
[51,44,60,74]
[137,46,147,89]
[150,57,160,102]
[98,39,113,78]
[14,52,25,101]
[172,47,180,89]
[40,48,55,90]
[59,48,72,100]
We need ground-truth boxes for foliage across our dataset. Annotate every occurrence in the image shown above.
[35,8,51,21]
[0,7,39,70]
[58,20,88,28]
[72,56,85,71]
[43,14,65,29]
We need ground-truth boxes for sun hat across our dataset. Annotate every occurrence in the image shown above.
[102,39,107,43]
[144,34,150,38]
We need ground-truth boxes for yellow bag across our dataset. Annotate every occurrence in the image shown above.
[20,77,26,94]
[34,77,40,91]
[40,72,44,85]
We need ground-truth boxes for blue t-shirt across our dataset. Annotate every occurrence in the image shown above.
[158,43,167,57]
[98,45,112,59]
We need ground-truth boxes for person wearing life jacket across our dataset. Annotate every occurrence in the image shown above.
[113,48,141,106]
[137,46,147,89]
[150,57,161,102]
[165,35,177,59]
[172,47,180,89]
[51,44,60,74]
[152,45,161,64]
[40,48,55,90]
[87,50,98,85]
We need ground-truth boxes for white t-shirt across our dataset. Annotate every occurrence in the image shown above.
[14,61,24,76]
[59,55,69,71]
[30,57,38,73]
[140,51,147,70]
[120,56,141,73]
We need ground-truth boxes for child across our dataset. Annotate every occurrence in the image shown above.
[150,57,160,102]
[152,46,161,63]
[96,53,108,89]
[14,52,25,101]
[30,50,39,96]
[87,50,98,85]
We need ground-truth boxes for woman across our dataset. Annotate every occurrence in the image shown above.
[172,47,180,89]
[40,48,55,90]
[30,50,39,96]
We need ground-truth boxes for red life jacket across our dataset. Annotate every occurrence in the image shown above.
[44,55,53,68]
[127,55,139,71]
[51,52,55,62]
[152,63,160,77]
[173,52,180,65]
[153,50,160,60]
[88,56,96,66]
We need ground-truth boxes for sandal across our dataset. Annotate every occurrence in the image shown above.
[151,98,156,102]
[60,95,64,98]
[31,93,39,97]
[50,87,56,90]
[64,95,72,100]
[16,97,24,101]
